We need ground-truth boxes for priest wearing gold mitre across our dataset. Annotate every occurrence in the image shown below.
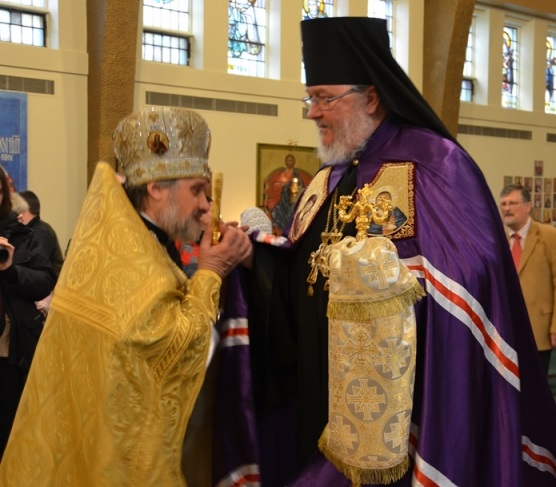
[0,107,252,486]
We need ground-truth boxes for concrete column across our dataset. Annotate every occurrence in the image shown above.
[423,0,476,136]
[86,0,140,182]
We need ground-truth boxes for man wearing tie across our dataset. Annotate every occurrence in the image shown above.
[500,183,556,375]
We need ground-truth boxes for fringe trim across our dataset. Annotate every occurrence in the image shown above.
[318,431,410,486]
[327,282,426,321]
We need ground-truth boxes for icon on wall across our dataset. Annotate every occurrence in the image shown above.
[257,143,321,236]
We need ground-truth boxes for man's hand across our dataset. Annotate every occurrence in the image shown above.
[551,333,556,348]
[0,237,15,271]
[197,221,252,277]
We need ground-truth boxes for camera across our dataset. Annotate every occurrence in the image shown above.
[0,244,8,263]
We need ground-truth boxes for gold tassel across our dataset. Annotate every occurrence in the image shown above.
[319,432,410,485]
[327,283,425,321]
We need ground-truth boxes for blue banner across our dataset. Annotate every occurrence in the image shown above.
[0,91,27,191]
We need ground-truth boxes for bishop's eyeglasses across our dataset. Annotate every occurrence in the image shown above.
[301,87,362,111]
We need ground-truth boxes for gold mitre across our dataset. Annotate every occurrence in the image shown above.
[113,106,212,185]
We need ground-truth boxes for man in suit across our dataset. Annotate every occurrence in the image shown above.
[500,183,556,375]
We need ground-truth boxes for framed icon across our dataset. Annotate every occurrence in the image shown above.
[257,144,321,235]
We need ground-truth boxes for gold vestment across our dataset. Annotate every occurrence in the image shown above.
[0,162,221,487]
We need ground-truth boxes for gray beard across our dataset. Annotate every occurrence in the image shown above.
[316,105,376,166]
[167,215,202,243]
[317,138,368,166]
[158,190,203,243]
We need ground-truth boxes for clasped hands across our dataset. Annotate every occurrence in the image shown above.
[197,220,252,277]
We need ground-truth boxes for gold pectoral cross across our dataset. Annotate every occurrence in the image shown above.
[306,186,361,296]
[307,231,340,296]
[307,243,324,297]
[321,231,343,245]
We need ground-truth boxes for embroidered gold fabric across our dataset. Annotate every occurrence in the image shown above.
[113,107,212,186]
[362,163,415,240]
[0,162,221,487]
[288,166,332,243]
[306,162,416,297]
[320,236,425,486]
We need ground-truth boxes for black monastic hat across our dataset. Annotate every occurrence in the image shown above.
[301,17,455,142]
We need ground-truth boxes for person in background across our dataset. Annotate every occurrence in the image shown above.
[17,190,64,278]
[12,192,55,317]
[0,107,252,486]
[0,168,16,193]
[500,183,556,375]
[9,192,28,218]
[0,174,56,461]
[232,17,556,487]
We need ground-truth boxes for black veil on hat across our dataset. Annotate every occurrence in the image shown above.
[301,17,455,142]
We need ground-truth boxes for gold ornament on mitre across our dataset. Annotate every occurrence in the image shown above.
[318,194,425,485]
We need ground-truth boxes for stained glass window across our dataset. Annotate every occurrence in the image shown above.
[460,18,475,102]
[545,35,556,114]
[502,25,518,109]
[302,0,333,20]
[228,0,267,77]
[301,0,334,83]
[142,0,190,66]
[0,0,46,47]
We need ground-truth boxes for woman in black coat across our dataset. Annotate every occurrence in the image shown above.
[0,169,57,460]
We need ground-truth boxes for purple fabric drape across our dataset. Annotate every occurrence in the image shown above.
[213,118,556,486]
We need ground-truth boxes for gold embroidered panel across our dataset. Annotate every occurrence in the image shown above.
[361,162,415,240]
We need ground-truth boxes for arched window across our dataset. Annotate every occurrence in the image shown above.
[502,25,518,109]
[228,0,267,77]
[142,0,191,66]
[0,0,46,47]
[545,35,556,114]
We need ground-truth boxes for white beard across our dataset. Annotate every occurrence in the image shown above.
[316,101,376,165]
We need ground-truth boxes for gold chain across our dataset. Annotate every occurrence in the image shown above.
[307,187,356,296]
